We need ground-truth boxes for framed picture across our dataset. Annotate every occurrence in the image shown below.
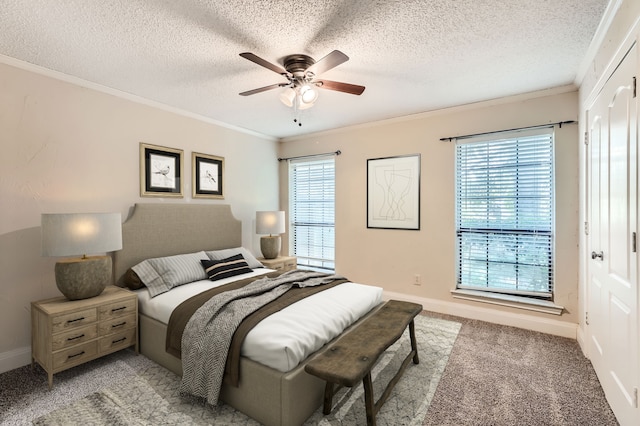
[367,154,420,230]
[192,152,224,199]
[139,143,183,197]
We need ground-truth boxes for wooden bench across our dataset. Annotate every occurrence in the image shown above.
[304,300,423,426]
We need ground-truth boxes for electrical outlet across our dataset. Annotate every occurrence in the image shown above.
[413,274,421,286]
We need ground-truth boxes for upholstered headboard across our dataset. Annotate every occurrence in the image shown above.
[113,203,242,287]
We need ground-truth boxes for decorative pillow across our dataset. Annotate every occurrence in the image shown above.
[123,269,145,290]
[201,254,253,281]
[205,247,264,269]
[132,251,209,297]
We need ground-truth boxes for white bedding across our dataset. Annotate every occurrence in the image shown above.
[136,269,383,372]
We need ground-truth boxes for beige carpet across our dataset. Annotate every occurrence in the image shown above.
[423,316,619,425]
[30,315,461,425]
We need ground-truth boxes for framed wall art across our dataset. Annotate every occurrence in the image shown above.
[367,154,420,230]
[192,152,224,199]
[140,143,183,197]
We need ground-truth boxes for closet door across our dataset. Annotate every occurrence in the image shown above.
[587,43,638,425]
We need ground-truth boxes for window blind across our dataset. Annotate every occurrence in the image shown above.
[455,129,554,298]
[289,157,335,271]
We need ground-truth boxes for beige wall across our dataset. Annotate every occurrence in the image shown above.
[280,89,580,328]
[0,62,280,368]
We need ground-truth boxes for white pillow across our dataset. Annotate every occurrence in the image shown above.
[132,251,209,297]
[206,247,264,269]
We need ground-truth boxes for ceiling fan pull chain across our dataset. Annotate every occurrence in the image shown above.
[292,97,303,126]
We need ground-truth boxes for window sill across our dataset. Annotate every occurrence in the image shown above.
[451,289,564,315]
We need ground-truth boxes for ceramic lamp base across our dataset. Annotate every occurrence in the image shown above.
[54,255,111,300]
[260,236,281,259]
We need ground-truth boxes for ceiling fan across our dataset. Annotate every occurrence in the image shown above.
[239,50,365,114]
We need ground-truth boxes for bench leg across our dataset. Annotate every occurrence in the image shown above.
[363,372,377,426]
[409,319,419,364]
[360,322,419,426]
[323,381,335,414]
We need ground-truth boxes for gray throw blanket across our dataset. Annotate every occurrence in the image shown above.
[179,270,345,405]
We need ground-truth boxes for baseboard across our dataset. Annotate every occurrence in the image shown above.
[383,291,578,339]
[0,346,32,374]
[576,325,588,357]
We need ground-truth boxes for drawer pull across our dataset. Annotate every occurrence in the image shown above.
[67,351,85,359]
[111,306,127,312]
[67,334,85,341]
[112,337,127,344]
[67,317,85,324]
[111,322,127,328]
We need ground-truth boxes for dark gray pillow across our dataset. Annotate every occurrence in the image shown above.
[201,254,253,281]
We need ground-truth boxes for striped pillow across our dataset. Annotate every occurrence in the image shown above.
[201,254,253,281]
[132,251,209,297]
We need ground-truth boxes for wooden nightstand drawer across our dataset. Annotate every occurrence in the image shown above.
[282,258,297,270]
[32,286,138,389]
[51,308,97,333]
[99,313,136,335]
[98,298,136,319]
[258,256,297,272]
[53,341,98,370]
[52,324,98,351]
[99,328,136,353]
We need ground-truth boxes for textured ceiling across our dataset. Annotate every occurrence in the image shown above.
[0,0,610,139]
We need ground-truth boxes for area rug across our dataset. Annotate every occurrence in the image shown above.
[33,315,460,425]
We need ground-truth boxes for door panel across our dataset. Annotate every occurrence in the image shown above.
[587,43,638,426]
[589,274,604,357]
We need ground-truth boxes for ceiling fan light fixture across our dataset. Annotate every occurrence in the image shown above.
[299,84,318,104]
[297,97,314,110]
[279,87,296,107]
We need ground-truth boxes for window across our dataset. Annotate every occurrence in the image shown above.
[289,156,335,271]
[455,128,554,299]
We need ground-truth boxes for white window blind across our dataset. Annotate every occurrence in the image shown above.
[455,128,554,298]
[289,157,335,271]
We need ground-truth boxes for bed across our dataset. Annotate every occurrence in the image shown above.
[113,203,383,426]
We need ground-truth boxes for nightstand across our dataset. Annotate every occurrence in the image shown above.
[31,286,138,389]
[259,255,297,272]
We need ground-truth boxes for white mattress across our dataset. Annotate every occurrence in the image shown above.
[136,270,383,372]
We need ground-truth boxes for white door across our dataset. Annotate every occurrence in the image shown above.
[587,43,639,425]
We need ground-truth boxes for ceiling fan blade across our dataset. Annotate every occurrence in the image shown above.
[306,50,349,76]
[239,83,286,96]
[316,79,365,95]
[239,52,287,75]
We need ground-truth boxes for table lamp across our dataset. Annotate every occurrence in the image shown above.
[41,212,122,300]
[256,211,285,259]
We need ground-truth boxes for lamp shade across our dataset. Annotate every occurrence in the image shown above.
[279,87,296,107]
[256,211,285,235]
[299,84,318,104]
[42,213,123,257]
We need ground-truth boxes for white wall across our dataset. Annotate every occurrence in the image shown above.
[0,61,280,372]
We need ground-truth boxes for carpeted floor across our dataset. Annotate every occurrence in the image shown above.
[0,312,619,425]
[0,349,157,425]
[2,314,459,425]
[423,314,619,426]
